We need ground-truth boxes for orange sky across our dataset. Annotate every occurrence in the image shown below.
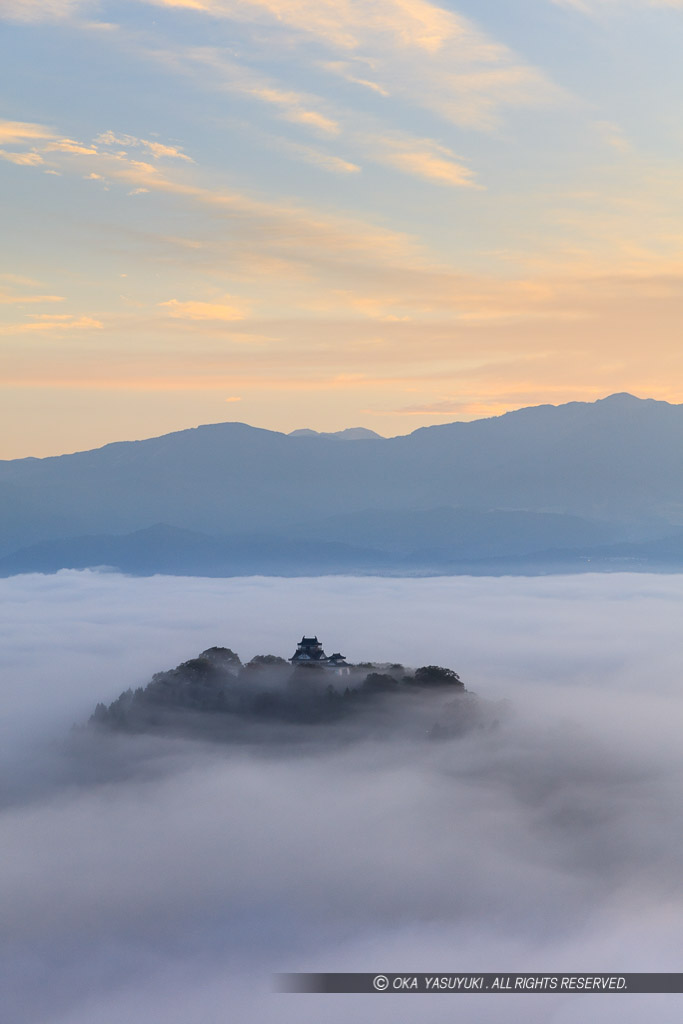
[2,1,683,456]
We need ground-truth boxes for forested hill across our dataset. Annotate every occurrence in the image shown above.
[89,646,493,742]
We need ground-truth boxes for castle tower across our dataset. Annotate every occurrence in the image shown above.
[289,636,328,664]
[289,637,350,674]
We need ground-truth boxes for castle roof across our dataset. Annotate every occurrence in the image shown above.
[291,635,327,662]
[289,636,348,667]
[298,636,321,647]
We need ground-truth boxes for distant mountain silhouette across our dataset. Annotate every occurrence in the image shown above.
[0,524,388,577]
[287,427,382,440]
[4,516,683,577]
[1,394,683,571]
[285,507,617,557]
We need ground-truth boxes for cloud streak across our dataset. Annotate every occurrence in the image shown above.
[555,0,683,10]
[0,1,89,23]
[0,290,65,305]
[137,43,480,185]
[0,314,102,335]
[141,1,563,129]
[94,130,194,161]
[0,119,56,143]
[160,297,249,320]
[372,134,480,188]
[2,115,420,268]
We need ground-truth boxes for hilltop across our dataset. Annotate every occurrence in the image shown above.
[90,639,494,743]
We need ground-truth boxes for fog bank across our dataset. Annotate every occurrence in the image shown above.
[1,571,682,1023]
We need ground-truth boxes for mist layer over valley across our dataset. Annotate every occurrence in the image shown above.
[2,571,683,1023]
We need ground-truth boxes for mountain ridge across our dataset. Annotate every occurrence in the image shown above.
[0,392,662,466]
[2,393,682,564]
[0,508,623,578]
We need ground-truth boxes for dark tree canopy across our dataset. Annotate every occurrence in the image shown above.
[363,672,399,693]
[88,646,477,739]
[200,647,242,668]
[413,665,463,688]
[247,654,288,667]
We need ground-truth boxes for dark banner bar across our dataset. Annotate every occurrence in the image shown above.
[276,973,683,994]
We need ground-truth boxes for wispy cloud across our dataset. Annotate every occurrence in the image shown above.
[241,126,361,175]
[0,119,200,196]
[0,0,89,22]
[243,85,339,136]
[277,141,360,175]
[60,145,421,266]
[95,130,194,161]
[0,119,56,143]
[147,0,472,52]
[595,120,632,153]
[0,313,102,334]
[0,120,54,166]
[12,108,680,339]
[0,273,42,286]
[319,61,391,97]
[0,290,65,305]
[129,42,480,186]
[146,46,341,137]
[0,149,45,166]
[160,297,249,320]
[142,1,564,129]
[0,16,523,194]
[372,134,480,188]
[554,0,683,9]
[0,112,427,282]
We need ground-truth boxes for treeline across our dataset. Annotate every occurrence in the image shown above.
[90,646,472,735]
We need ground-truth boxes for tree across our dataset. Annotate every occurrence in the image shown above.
[413,665,464,688]
[362,672,398,693]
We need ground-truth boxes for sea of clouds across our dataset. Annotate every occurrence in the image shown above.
[1,570,683,1023]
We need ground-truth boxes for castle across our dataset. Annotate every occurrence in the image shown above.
[289,636,350,674]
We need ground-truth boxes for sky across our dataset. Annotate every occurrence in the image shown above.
[2,1,683,456]
[2,570,683,1022]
